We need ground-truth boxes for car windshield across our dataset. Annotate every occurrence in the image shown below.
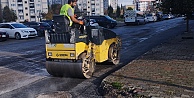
[12,23,28,28]
[90,19,96,23]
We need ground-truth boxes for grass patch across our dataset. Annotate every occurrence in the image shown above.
[115,18,124,22]
[111,82,123,89]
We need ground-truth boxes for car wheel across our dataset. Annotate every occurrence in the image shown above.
[15,33,21,40]
[137,21,140,25]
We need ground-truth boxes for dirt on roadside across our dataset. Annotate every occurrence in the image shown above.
[101,33,194,98]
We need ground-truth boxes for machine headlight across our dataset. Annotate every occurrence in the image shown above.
[48,52,52,56]
[70,53,75,57]
[21,30,29,33]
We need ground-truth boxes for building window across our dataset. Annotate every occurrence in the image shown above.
[36,4,41,6]
[31,16,35,18]
[25,7,28,10]
[25,1,27,3]
[26,13,28,16]
[19,16,24,19]
[11,4,16,6]
[92,9,95,12]
[18,4,23,6]
[18,0,22,2]
[18,10,23,13]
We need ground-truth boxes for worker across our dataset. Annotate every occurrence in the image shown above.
[60,0,84,43]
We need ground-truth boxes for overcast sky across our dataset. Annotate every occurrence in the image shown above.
[118,0,133,6]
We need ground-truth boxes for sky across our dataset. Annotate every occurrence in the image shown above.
[118,0,133,6]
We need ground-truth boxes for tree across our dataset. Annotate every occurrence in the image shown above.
[44,10,53,20]
[116,6,121,18]
[3,6,17,22]
[11,9,17,21]
[0,4,3,22]
[162,0,194,32]
[107,5,113,17]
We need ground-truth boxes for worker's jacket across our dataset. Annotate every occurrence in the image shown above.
[60,4,74,26]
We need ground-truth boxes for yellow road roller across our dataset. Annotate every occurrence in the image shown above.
[45,15,121,78]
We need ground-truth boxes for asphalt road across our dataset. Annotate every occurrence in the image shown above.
[0,17,185,98]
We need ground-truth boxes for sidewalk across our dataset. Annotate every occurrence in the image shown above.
[102,23,194,97]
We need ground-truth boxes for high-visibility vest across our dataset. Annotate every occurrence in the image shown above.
[60,4,74,26]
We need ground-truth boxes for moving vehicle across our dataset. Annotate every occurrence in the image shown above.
[45,15,121,78]
[0,22,37,40]
[0,30,9,41]
[85,15,117,29]
[23,22,53,37]
[124,10,146,25]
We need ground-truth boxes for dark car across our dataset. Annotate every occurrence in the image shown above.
[84,15,117,29]
[23,22,53,36]
[41,20,54,29]
[0,30,9,41]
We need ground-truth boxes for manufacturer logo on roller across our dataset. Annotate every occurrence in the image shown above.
[56,53,68,57]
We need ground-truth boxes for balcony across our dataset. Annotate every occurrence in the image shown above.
[30,18,36,22]
[18,7,23,10]
[18,13,24,15]
[30,13,35,16]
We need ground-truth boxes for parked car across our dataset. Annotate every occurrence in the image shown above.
[163,14,175,20]
[156,12,164,21]
[0,30,9,41]
[23,22,53,36]
[0,22,37,40]
[145,13,157,22]
[41,20,54,29]
[84,15,117,29]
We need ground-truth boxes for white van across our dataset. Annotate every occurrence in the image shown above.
[124,10,146,25]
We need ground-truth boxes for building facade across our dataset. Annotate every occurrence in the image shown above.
[48,0,67,5]
[136,0,156,12]
[77,0,104,15]
[104,0,118,11]
[1,0,48,22]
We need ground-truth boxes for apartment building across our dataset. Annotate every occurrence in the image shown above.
[104,0,118,11]
[77,0,104,15]
[137,0,156,12]
[48,0,67,5]
[1,0,48,22]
